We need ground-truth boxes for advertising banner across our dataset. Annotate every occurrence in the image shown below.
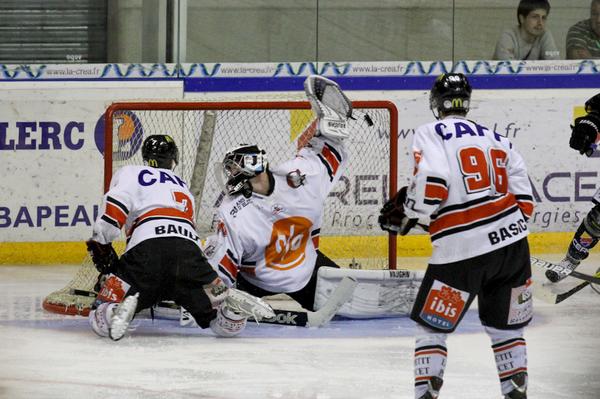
[1,60,598,262]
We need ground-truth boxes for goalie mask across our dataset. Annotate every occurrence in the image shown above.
[429,73,472,119]
[222,144,268,198]
[142,134,179,169]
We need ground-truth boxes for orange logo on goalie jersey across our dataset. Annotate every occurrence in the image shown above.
[265,216,312,270]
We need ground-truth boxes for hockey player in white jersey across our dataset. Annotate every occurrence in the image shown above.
[379,73,534,399]
[202,75,352,313]
[545,93,600,282]
[86,134,274,341]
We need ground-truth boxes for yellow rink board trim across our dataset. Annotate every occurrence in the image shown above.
[0,232,576,265]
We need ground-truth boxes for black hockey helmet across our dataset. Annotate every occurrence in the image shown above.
[222,144,267,198]
[142,134,179,169]
[585,93,600,114]
[429,73,472,119]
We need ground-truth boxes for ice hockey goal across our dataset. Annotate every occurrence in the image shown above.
[42,100,399,316]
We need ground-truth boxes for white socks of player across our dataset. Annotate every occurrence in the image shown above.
[414,324,447,399]
[210,288,275,337]
[89,293,139,341]
[486,326,528,398]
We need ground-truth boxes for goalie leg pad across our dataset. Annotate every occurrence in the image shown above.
[314,267,423,318]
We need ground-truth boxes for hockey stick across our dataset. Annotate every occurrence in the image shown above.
[256,276,358,327]
[530,259,600,304]
[175,277,358,328]
[535,271,600,305]
[554,277,599,304]
[530,256,600,285]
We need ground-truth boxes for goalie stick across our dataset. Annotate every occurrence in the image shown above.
[255,276,358,327]
[176,277,358,328]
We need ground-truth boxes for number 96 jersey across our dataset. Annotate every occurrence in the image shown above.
[404,116,534,264]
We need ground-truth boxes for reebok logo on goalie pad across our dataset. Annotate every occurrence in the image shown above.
[267,312,298,325]
[420,280,468,330]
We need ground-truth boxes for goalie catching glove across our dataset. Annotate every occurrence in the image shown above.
[86,240,119,274]
[378,186,419,236]
[304,75,353,140]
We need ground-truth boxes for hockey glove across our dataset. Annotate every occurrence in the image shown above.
[378,186,418,236]
[304,75,352,140]
[570,113,600,156]
[86,240,119,274]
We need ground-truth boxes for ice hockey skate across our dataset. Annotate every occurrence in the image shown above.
[223,288,275,321]
[418,376,443,399]
[109,293,139,341]
[545,255,580,282]
[504,371,527,399]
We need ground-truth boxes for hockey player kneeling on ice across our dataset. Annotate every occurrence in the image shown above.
[87,134,274,341]
[379,73,534,399]
[201,75,357,319]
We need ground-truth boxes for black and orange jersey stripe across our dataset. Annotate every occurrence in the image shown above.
[100,196,129,229]
[429,194,520,241]
[317,142,343,182]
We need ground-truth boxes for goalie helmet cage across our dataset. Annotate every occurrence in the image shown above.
[42,100,399,316]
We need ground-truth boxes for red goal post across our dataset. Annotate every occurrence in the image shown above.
[104,100,399,268]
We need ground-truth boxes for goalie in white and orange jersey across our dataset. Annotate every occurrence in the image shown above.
[201,75,352,312]
[86,134,274,341]
[379,73,534,399]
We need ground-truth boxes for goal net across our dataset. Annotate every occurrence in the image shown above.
[42,100,399,316]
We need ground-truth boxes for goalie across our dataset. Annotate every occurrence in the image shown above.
[201,75,352,316]
[545,93,600,282]
[86,134,274,340]
[198,76,421,326]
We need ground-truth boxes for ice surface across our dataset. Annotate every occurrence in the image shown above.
[0,259,599,399]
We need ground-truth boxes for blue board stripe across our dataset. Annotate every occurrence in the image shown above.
[183,74,600,92]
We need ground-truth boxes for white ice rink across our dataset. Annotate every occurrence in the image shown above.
[1,258,599,399]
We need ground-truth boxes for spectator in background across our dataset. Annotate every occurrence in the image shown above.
[493,0,560,60]
[566,0,600,59]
